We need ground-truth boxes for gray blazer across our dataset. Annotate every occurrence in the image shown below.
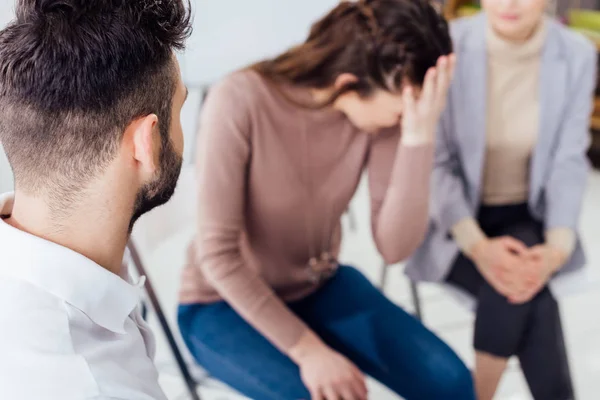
[405,14,597,291]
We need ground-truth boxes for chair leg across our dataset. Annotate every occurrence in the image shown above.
[141,300,148,321]
[379,263,423,322]
[346,206,357,232]
[378,260,389,292]
[191,86,211,165]
[128,242,201,400]
[410,281,423,322]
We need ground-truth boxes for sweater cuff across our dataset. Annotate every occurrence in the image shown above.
[451,217,487,256]
[545,227,576,261]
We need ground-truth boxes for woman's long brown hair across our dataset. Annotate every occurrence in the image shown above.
[251,0,452,107]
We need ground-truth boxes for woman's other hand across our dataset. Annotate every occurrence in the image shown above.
[401,54,456,146]
[289,331,368,400]
[470,236,530,299]
[508,245,565,304]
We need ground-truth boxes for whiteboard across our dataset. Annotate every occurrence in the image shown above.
[180,0,340,87]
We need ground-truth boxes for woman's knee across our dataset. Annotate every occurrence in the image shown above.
[531,287,558,317]
[425,357,475,399]
[405,343,475,399]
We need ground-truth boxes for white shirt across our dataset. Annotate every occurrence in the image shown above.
[0,193,167,400]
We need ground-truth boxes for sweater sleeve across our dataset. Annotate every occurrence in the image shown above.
[194,76,309,353]
[545,227,576,260]
[450,217,487,256]
[368,128,435,265]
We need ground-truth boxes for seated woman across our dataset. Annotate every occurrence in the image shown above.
[176,1,474,399]
[406,1,596,399]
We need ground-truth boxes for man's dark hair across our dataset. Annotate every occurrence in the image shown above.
[0,0,192,204]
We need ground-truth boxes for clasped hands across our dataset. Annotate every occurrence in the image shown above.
[470,237,566,304]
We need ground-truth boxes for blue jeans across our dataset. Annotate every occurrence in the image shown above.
[178,266,474,400]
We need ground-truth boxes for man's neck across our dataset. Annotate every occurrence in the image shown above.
[6,190,133,275]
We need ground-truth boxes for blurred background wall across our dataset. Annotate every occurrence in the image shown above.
[0,0,343,190]
[177,0,340,162]
[0,1,14,193]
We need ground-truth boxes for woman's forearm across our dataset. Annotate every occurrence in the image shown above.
[198,249,310,353]
[373,142,434,264]
[545,227,576,266]
[451,217,487,258]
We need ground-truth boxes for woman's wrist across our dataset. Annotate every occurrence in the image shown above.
[469,238,490,266]
[400,130,434,146]
[451,217,487,258]
[545,245,567,273]
[544,228,575,268]
[288,330,328,365]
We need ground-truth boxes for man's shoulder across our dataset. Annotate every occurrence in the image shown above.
[0,274,69,325]
[0,276,165,400]
[0,277,100,399]
[0,275,81,362]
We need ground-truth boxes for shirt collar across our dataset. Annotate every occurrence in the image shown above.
[0,192,140,334]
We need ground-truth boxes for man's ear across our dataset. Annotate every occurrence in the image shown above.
[126,114,159,179]
[333,73,359,91]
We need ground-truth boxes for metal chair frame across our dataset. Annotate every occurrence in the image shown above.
[378,261,423,321]
[129,240,202,400]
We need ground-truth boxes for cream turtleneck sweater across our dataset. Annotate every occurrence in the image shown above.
[452,19,576,259]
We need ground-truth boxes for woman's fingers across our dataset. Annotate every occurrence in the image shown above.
[500,236,528,255]
[402,85,416,121]
[492,271,515,297]
[420,66,437,109]
[337,378,366,400]
[351,366,366,385]
[349,368,368,399]
[311,388,324,400]
[432,54,457,113]
[322,385,339,400]
[490,264,524,298]
[407,54,456,118]
[448,53,457,80]
[351,380,368,400]
[509,284,540,304]
[338,385,358,400]
[434,56,450,105]
[494,264,534,300]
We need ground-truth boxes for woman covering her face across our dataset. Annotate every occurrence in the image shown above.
[407,0,596,399]
[177,1,473,399]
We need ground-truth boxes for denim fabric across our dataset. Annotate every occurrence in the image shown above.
[179,266,475,400]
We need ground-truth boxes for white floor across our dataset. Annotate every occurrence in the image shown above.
[140,171,600,400]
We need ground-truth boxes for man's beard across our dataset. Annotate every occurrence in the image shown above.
[129,136,183,232]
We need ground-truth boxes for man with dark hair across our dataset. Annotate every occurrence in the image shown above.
[0,0,191,398]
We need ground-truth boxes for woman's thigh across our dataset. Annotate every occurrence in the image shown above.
[447,215,552,358]
[177,304,309,400]
[292,266,475,400]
